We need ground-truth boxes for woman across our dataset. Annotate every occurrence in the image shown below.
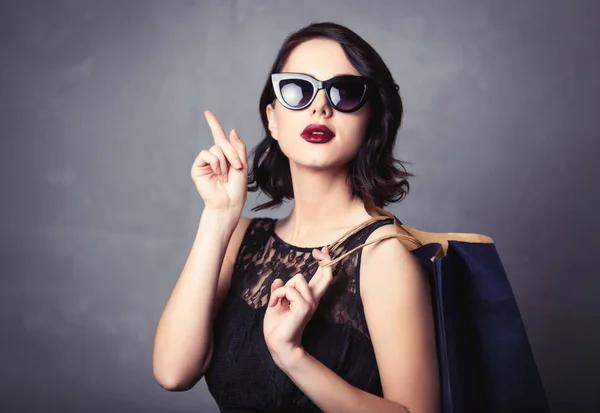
[153,22,440,413]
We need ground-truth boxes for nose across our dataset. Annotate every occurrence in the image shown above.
[310,89,333,118]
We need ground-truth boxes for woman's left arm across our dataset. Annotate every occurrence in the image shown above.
[278,226,440,413]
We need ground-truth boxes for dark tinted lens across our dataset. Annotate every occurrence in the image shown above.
[329,80,367,111]
[279,79,314,108]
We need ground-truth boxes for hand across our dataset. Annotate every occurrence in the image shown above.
[191,110,248,214]
[263,246,334,367]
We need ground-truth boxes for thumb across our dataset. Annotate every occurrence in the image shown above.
[268,278,284,307]
[310,248,334,299]
[271,278,284,291]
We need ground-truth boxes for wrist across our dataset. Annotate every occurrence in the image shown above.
[273,346,307,373]
[198,208,240,238]
[201,207,240,227]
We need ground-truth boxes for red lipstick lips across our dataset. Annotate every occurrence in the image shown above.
[301,124,335,143]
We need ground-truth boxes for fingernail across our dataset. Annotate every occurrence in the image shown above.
[235,160,242,169]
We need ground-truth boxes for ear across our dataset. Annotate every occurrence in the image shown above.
[266,102,278,141]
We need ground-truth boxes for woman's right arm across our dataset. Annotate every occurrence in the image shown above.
[153,110,249,391]
[153,210,250,391]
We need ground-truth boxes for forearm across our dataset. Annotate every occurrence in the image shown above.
[153,208,238,389]
[279,349,410,413]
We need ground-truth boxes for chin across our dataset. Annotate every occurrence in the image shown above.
[280,141,358,170]
[290,156,352,172]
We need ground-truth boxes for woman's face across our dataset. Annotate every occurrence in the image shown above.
[266,38,371,172]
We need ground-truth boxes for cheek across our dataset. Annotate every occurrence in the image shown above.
[332,122,369,164]
[347,116,370,148]
[274,110,304,144]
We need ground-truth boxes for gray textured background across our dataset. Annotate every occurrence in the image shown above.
[1,0,598,412]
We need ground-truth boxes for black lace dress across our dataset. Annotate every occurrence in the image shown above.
[204,217,395,413]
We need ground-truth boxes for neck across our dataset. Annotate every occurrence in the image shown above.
[282,163,370,241]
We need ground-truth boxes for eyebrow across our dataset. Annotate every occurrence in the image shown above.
[281,72,362,80]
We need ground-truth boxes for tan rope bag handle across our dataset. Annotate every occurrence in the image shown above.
[318,198,493,268]
[318,201,422,268]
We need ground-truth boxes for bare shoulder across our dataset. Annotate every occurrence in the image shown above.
[216,216,254,306]
[360,222,420,270]
[235,216,253,236]
[233,216,253,240]
[358,222,440,412]
[224,216,253,263]
[359,222,428,301]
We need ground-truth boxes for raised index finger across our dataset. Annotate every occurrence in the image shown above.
[204,110,228,144]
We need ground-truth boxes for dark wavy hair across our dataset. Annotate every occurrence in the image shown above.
[248,22,413,212]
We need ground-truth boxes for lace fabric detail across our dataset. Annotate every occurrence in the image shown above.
[205,216,396,412]
[233,217,394,337]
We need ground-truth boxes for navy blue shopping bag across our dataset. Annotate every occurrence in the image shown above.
[328,201,551,413]
[409,235,551,413]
